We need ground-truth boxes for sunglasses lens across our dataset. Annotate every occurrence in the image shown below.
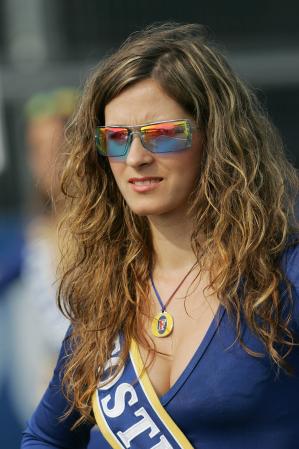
[141,120,192,153]
[96,127,129,157]
[95,120,193,158]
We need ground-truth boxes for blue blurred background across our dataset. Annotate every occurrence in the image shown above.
[0,1,298,448]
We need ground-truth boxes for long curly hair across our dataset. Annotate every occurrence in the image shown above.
[58,23,299,425]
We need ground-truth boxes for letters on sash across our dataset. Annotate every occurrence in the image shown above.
[92,336,195,449]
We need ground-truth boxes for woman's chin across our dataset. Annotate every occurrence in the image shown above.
[130,207,159,217]
[128,203,168,217]
[127,201,178,218]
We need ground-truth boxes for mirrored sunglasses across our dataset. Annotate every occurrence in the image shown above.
[95,119,196,158]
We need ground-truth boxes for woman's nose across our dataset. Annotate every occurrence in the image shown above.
[125,134,154,167]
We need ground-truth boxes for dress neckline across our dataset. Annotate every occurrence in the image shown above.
[133,304,226,406]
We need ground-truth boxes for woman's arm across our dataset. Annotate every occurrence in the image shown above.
[281,240,299,330]
[21,329,93,448]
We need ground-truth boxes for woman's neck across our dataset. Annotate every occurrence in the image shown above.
[148,213,198,274]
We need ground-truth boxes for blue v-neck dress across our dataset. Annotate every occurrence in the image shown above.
[21,243,299,449]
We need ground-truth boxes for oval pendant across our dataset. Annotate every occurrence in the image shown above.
[151,311,174,338]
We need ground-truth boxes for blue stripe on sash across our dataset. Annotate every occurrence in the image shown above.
[92,336,194,449]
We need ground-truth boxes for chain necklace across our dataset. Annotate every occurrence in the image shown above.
[150,263,197,337]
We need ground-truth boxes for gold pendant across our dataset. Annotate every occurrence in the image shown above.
[151,311,174,337]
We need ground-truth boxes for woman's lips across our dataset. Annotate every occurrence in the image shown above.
[128,177,163,192]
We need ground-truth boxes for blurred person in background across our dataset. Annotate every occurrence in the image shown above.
[0,88,78,448]
[22,23,299,449]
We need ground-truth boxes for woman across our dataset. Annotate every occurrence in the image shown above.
[7,89,77,426]
[21,23,299,449]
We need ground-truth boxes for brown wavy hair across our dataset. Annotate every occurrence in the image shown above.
[58,23,299,425]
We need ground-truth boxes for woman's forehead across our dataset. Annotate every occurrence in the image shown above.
[104,78,190,126]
